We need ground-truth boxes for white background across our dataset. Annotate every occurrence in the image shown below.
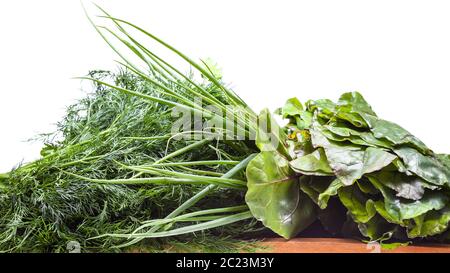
[0,0,449,172]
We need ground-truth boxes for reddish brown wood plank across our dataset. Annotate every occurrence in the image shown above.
[259,238,450,253]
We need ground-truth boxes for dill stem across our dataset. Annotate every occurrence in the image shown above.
[151,160,239,167]
[104,211,253,240]
[132,205,249,233]
[177,166,223,177]
[59,155,105,168]
[63,171,242,188]
[131,139,211,179]
[119,165,246,188]
[121,135,170,141]
[155,139,210,164]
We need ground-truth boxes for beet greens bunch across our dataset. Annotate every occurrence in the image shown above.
[246,93,450,245]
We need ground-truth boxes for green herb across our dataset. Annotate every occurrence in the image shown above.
[0,69,260,252]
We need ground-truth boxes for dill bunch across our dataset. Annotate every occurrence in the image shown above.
[0,70,260,253]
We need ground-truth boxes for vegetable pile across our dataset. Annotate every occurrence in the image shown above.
[0,7,449,252]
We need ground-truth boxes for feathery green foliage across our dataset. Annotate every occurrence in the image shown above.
[0,70,260,252]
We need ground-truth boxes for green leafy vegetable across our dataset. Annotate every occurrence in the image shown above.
[245,151,316,239]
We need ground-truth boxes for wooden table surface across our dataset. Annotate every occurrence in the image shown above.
[259,238,450,253]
